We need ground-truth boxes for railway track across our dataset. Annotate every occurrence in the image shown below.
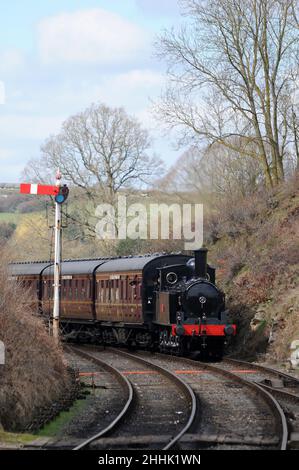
[218,357,299,448]
[66,346,134,451]
[221,357,299,397]
[66,347,288,450]
[128,351,288,450]
[68,346,196,450]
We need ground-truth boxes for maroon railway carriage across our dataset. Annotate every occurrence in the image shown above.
[9,250,236,357]
[9,260,51,314]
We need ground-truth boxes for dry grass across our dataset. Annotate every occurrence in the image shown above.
[208,172,299,361]
[0,250,70,431]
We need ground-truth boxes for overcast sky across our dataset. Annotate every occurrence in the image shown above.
[0,0,182,182]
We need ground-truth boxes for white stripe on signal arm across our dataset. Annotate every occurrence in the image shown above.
[30,184,38,194]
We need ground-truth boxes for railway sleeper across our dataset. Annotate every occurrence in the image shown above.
[288,432,299,449]
[260,378,285,389]
[88,434,279,449]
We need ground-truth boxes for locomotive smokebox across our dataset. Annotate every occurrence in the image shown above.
[194,248,208,278]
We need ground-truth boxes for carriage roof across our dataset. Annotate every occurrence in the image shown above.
[9,253,191,277]
[9,261,52,276]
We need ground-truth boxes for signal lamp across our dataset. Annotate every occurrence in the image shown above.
[55,185,69,204]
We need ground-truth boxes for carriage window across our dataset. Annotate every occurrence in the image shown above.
[129,277,138,301]
[120,279,123,301]
[108,280,111,301]
[110,280,114,302]
[74,279,78,300]
[128,279,132,301]
[81,279,85,299]
[99,280,104,302]
[138,279,142,300]
[62,280,65,299]
[69,280,73,299]
[105,280,109,302]
[124,277,128,301]
[132,281,137,301]
[102,280,105,301]
[115,279,119,301]
[64,280,68,300]
[104,280,106,302]
[43,281,47,299]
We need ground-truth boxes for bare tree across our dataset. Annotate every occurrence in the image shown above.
[159,141,262,202]
[24,103,164,238]
[287,92,299,170]
[155,0,299,187]
[292,108,299,168]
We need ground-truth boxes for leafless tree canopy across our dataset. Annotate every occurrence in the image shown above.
[159,141,262,203]
[25,103,162,198]
[23,103,164,237]
[155,0,299,187]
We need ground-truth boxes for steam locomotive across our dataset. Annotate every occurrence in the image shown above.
[10,248,236,357]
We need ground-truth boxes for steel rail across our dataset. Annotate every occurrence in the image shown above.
[139,352,289,450]
[223,357,299,386]
[107,347,197,450]
[185,357,288,450]
[66,346,134,451]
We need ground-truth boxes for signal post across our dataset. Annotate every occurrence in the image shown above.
[53,171,62,343]
[20,172,69,343]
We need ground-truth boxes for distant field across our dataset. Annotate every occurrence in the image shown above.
[0,212,22,224]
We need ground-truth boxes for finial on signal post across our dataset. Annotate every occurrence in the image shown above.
[56,168,62,181]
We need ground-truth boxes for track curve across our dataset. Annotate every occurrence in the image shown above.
[127,351,288,450]
[66,346,134,451]
[70,346,196,450]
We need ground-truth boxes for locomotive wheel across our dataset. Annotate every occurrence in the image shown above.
[159,330,170,353]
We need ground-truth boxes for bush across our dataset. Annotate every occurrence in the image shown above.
[0,223,16,241]
[0,195,26,213]
[0,253,71,431]
[208,173,299,360]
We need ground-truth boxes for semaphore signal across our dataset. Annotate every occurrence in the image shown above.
[20,183,59,196]
[20,171,68,343]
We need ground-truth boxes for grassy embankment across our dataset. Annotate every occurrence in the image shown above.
[208,174,299,364]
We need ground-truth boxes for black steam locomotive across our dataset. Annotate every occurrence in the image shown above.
[10,248,235,358]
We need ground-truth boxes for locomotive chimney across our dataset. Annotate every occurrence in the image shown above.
[194,248,208,278]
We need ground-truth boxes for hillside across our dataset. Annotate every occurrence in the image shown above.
[207,173,299,364]
[0,253,71,431]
